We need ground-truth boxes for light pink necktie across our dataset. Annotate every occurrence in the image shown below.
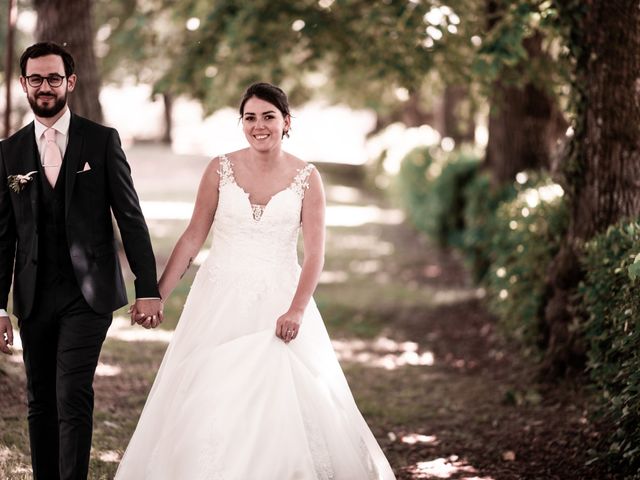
[43,128,62,187]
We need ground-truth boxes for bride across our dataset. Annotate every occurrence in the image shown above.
[115,83,396,480]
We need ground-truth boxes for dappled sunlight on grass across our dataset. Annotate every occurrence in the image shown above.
[401,433,439,446]
[106,316,173,343]
[326,204,405,227]
[95,449,121,463]
[325,184,364,204]
[95,362,122,377]
[349,259,382,274]
[0,446,31,478]
[406,455,494,479]
[332,336,435,370]
[430,287,483,307]
[7,333,22,354]
[326,233,395,257]
[145,219,186,239]
[319,270,349,284]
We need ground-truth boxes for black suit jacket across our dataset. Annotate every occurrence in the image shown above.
[0,113,159,319]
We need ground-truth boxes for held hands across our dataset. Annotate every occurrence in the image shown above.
[275,309,303,344]
[0,315,14,355]
[129,298,164,329]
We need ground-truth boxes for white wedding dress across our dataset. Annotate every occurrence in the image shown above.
[115,155,396,480]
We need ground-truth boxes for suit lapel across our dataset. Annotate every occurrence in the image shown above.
[64,114,84,217]
[18,123,41,225]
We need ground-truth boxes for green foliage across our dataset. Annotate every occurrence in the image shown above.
[461,171,517,282]
[94,0,181,85]
[482,175,567,348]
[429,151,481,248]
[397,149,568,350]
[396,146,436,234]
[92,0,569,118]
[150,0,442,113]
[473,1,567,91]
[580,220,640,475]
[396,146,481,248]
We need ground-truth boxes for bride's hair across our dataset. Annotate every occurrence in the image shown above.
[239,82,291,119]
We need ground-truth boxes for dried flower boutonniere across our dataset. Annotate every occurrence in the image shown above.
[7,171,37,194]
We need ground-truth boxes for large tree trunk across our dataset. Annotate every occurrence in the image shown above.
[442,84,475,145]
[33,0,103,123]
[161,92,173,145]
[543,1,640,375]
[3,0,17,138]
[484,0,567,184]
[485,31,567,184]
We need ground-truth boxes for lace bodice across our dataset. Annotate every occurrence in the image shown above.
[208,154,314,273]
[116,153,395,480]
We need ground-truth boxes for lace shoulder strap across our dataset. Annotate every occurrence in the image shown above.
[290,164,315,199]
[217,154,235,188]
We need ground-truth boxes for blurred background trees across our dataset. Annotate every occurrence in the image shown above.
[32,0,104,122]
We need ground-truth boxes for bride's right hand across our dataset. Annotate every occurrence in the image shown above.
[275,309,302,343]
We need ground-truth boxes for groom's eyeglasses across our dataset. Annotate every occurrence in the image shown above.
[24,74,66,88]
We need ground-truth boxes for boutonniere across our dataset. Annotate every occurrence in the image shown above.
[7,171,37,193]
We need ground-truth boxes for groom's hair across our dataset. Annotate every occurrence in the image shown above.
[20,42,76,77]
[239,82,291,119]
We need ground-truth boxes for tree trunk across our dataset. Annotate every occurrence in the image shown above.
[484,0,567,184]
[543,0,640,375]
[161,92,173,145]
[442,84,475,145]
[33,0,103,123]
[368,90,434,137]
[3,0,17,138]
[485,32,567,184]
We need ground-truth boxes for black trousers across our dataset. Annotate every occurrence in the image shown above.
[19,274,112,480]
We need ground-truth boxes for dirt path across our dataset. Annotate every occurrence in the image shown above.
[314,164,613,480]
[0,146,613,479]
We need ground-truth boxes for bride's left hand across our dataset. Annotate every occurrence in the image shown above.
[275,309,302,343]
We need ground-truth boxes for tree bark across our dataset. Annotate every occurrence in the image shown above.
[442,84,475,145]
[33,0,103,123]
[161,92,173,145]
[3,0,17,138]
[543,0,640,375]
[484,0,567,184]
[485,32,567,184]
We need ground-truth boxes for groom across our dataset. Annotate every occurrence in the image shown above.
[0,42,162,479]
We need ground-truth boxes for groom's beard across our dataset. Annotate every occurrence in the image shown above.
[28,90,67,118]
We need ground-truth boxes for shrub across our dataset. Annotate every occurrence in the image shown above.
[580,220,640,475]
[430,152,481,248]
[461,172,517,282]
[396,147,481,247]
[482,175,568,348]
[396,146,439,235]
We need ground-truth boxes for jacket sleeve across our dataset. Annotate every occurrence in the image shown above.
[105,129,160,298]
[0,143,17,310]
